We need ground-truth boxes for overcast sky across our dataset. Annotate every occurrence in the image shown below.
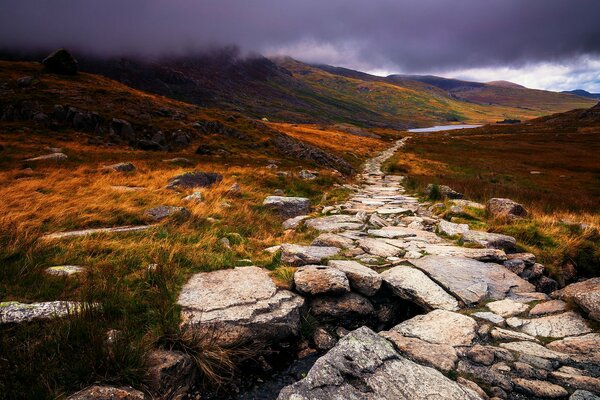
[2,0,600,92]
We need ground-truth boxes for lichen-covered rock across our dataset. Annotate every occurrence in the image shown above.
[280,244,340,266]
[0,301,87,324]
[263,196,311,218]
[45,265,86,276]
[381,266,459,311]
[166,172,223,190]
[438,219,469,237]
[328,260,382,296]
[282,215,309,230]
[294,266,350,295]
[418,244,507,263]
[277,327,483,400]
[391,310,478,347]
[358,238,405,257]
[529,300,568,316]
[553,278,600,321]
[381,331,458,372]
[177,266,304,345]
[506,311,592,338]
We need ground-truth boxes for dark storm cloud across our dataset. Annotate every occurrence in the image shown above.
[1,0,600,73]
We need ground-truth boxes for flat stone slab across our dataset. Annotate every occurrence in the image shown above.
[410,256,534,306]
[177,266,304,345]
[491,327,539,342]
[530,300,568,316]
[472,312,505,325]
[304,215,363,232]
[376,207,413,215]
[67,386,145,400]
[42,225,151,240]
[418,244,507,263]
[381,266,459,311]
[368,227,442,243]
[311,233,355,249]
[506,311,592,338]
[328,260,382,296]
[391,309,478,347]
[381,331,458,373]
[461,230,517,252]
[263,196,311,218]
[487,299,529,317]
[280,244,340,266]
[0,301,86,324]
[277,327,483,400]
[546,334,600,364]
[438,220,469,237]
[358,238,405,257]
[499,341,568,361]
[45,265,86,276]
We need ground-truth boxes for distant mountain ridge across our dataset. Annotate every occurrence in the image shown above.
[562,89,600,100]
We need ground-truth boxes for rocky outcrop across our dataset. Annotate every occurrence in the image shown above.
[263,196,311,218]
[278,327,482,399]
[553,278,600,321]
[177,266,304,345]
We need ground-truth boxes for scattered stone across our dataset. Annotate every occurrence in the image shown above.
[293,266,350,295]
[381,266,459,311]
[553,278,600,321]
[530,300,568,316]
[227,182,241,196]
[163,157,192,165]
[42,48,78,75]
[17,75,39,87]
[461,230,517,252]
[167,172,223,190]
[146,349,196,399]
[25,153,68,162]
[381,331,458,372]
[182,191,203,203]
[391,309,478,347]
[102,162,135,172]
[219,237,231,249]
[425,183,463,199]
[410,256,534,305]
[328,260,382,296]
[277,327,482,400]
[486,198,528,219]
[144,206,190,222]
[66,386,144,400]
[473,312,505,325]
[512,378,568,398]
[299,170,317,180]
[457,378,489,400]
[280,244,340,266]
[0,301,86,324]
[177,266,304,345]
[45,265,86,276]
[487,299,529,317]
[273,189,285,196]
[491,327,539,342]
[282,215,309,230]
[438,219,469,236]
[263,196,311,218]
[368,213,389,228]
[42,225,151,240]
[506,311,592,338]
[312,233,355,249]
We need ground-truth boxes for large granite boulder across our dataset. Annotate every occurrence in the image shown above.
[294,266,350,295]
[410,256,534,305]
[553,278,600,321]
[42,48,78,75]
[167,172,223,190]
[177,266,304,345]
[263,196,311,218]
[381,266,459,311]
[277,327,482,399]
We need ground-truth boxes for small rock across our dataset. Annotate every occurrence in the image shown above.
[328,260,382,296]
[425,183,463,199]
[534,275,560,293]
[273,189,285,196]
[512,378,568,398]
[310,293,375,324]
[299,170,317,180]
[227,182,241,196]
[381,331,458,372]
[25,153,68,162]
[282,215,309,230]
[163,157,192,165]
[45,265,86,276]
[461,230,517,252]
[487,299,529,317]
[102,162,135,172]
[144,206,190,222]
[66,386,144,400]
[570,390,600,400]
[293,265,350,295]
[280,244,340,266]
[529,300,568,316]
[1,301,87,324]
[438,219,469,236]
[313,327,336,350]
[358,238,405,257]
[490,327,539,342]
[473,312,505,326]
[167,172,223,190]
[263,196,311,218]
[553,278,600,321]
[312,233,355,249]
[219,237,231,249]
[467,345,495,366]
[506,311,592,338]
[17,75,39,87]
[182,191,203,203]
[391,309,478,347]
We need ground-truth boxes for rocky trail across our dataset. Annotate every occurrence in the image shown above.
[2,139,599,399]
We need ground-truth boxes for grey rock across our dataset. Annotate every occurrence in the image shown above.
[25,152,68,162]
[66,385,144,400]
[0,301,87,324]
[487,198,528,219]
[102,162,135,172]
[491,327,539,342]
[487,299,529,317]
[167,172,223,190]
[462,230,517,252]
[313,327,337,351]
[530,300,568,316]
[305,215,363,232]
[571,390,600,400]
[294,266,350,295]
[512,378,568,398]
[418,244,507,263]
[312,233,355,249]
[381,330,458,372]
[182,191,203,203]
[277,327,482,400]
[144,206,190,222]
[438,219,469,236]
[381,266,459,311]
[391,309,478,347]
[310,293,375,324]
[506,311,592,338]
[499,341,568,361]
[553,278,600,321]
[177,266,304,345]
[410,256,534,305]
[328,260,382,296]
[425,184,463,199]
[263,196,311,218]
[473,312,505,325]
[358,238,405,257]
[280,244,340,266]
[299,170,317,180]
[45,265,86,276]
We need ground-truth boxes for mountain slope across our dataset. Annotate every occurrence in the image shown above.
[562,89,600,100]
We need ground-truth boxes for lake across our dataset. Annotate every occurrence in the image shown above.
[408,124,482,133]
